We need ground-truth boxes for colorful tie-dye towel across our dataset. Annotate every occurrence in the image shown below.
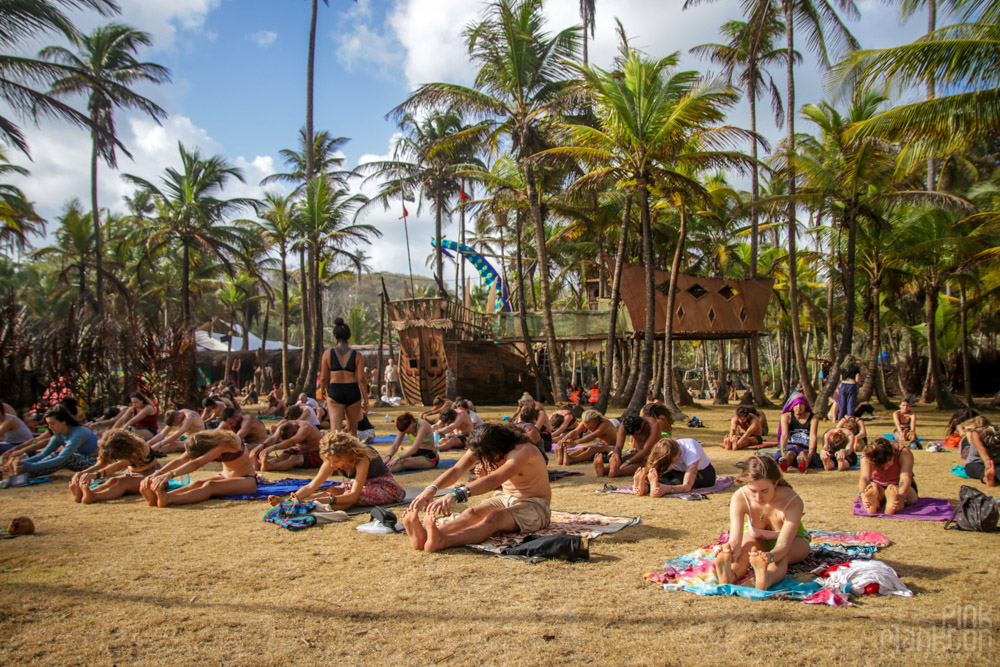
[646,529,890,601]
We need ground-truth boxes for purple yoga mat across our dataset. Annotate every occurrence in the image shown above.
[601,475,735,496]
[852,496,953,521]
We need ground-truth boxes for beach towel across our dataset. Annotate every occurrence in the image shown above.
[597,476,735,497]
[549,470,583,482]
[452,511,640,563]
[646,529,890,602]
[373,435,396,444]
[852,496,954,521]
[882,433,927,443]
[394,458,458,475]
[951,464,973,479]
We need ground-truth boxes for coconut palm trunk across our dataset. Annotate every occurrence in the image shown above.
[281,247,290,396]
[597,192,631,414]
[89,119,104,317]
[960,284,973,407]
[628,175,656,412]
[660,206,687,417]
[515,210,545,388]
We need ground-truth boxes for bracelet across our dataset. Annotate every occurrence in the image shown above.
[425,485,438,493]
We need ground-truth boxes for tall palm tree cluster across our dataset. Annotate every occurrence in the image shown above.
[3,0,1000,414]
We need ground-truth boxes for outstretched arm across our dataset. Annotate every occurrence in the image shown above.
[293,460,335,501]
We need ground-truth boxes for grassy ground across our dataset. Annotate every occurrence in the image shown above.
[1,401,997,666]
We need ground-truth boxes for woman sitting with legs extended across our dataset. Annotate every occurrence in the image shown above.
[139,430,257,507]
[69,429,159,503]
[632,438,717,497]
[714,455,811,591]
[962,426,1000,488]
[7,405,98,477]
[288,431,405,510]
[385,412,440,473]
[858,437,919,514]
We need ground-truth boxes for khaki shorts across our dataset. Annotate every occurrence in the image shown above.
[476,493,551,532]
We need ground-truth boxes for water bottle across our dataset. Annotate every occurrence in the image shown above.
[385,413,390,423]
[433,430,441,455]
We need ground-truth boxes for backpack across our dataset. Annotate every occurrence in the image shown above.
[944,485,999,532]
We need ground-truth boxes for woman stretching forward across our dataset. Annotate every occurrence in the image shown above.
[858,437,918,514]
[715,456,811,591]
[69,429,159,503]
[384,412,440,473]
[633,438,717,496]
[140,430,257,507]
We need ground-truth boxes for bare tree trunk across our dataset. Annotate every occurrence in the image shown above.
[924,281,963,409]
[514,210,548,399]
[597,193,631,414]
[618,338,640,407]
[713,340,729,405]
[280,248,289,396]
[659,206,687,419]
[960,284,973,406]
[628,176,656,412]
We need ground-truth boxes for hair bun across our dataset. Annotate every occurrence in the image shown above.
[334,317,345,326]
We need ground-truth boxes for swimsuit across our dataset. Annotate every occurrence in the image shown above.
[870,445,917,491]
[740,487,810,550]
[126,449,160,477]
[327,348,363,406]
[217,442,246,463]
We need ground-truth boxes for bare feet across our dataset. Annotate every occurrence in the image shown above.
[749,549,771,590]
[267,495,282,507]
[154,486,170,508]
[69,480,83,503]
[721,437,731,450]
[884,484,901,515]
[715,544,735,584]
[555,444,565,466]
[593,453,606,477]
[402,509,427,550]
[422,511,443,553]
[985,460,997,487]
[608,452,621,478]
[647,469,661,497]
[632,467,649,496]
[861,482,880,514]
[79,480,96,504]
[259,455,269,472]
[139,483,158,507]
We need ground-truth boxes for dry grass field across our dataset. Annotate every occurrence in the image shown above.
[1,401,998,666]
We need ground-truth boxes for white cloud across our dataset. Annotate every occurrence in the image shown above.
[250,30,278,48]
[85,0,223,51]
[387,0,481,89]
[333,0,405,78]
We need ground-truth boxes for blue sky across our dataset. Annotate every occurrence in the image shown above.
[8,0,931,278]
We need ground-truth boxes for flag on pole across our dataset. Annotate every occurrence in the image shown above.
[459,187,469,200]
[399,205,409,219]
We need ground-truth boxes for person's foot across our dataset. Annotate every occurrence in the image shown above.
[139,483,158,507]
[884,484,901,515]
[402,509,427,550]
[715,544,735,584]
[861,483,880,514]
[721,439,730,450]
[985,460,997,487]
[69,480,83,503]
[79,480,97,504]
[632,468,648,496]
[647,470,661,497]
[259,456,269,472]
[422,511,443,553]
[608,452,622,478]
[749,549,771,590]
[797,456,808,474]
[593,452,606,477]
[267,495,282,507]
[154,486,170,508]
[555,444,564,466]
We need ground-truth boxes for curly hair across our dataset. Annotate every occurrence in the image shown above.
[841,417,860,435]
[863,437,896,468]
[98,428,147,465]
[621,412,645,436]
[319,430,375,462]
[735,454,791,488]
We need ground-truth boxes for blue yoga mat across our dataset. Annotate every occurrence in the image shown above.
[372,435,397,444]
[951,464,972,479]
[882,433,926,442]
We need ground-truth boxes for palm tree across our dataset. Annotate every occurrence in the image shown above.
[0,150,43,253]
[579,0,596,66]
[260,129,353,193]
[393,0,581,401]
[123,142,254,325]
[253,193,295,395]
[214,272,264,385]
[0,0,120,156]
[32,199,94,305]
[41,23,169,317]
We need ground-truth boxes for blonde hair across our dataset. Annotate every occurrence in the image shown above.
[98,428,147,465]
[185,430,240,459]
[643,438,680,478]
[736,455,791,488]
[319,431,375,463]
[581,409,602,424]
[841,417,860,435]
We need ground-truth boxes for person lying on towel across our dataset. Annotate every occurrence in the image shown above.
[858,437,918,514]
[715,455,810,590]
[403,423,551,553]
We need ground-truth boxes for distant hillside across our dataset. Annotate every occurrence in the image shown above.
[321,272,438,321]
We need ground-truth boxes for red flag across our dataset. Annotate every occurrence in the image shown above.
[459,187,469,200]
[399,205,409,219]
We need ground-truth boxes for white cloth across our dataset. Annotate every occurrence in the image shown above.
[669,438,711,472]
[300,397,319,410]
[384,365,397,382]
[821,560,914,597]
[468,411,484,427]
[299,405,320,427]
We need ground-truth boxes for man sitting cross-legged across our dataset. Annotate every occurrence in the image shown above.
[253,419,322,471]
[554,409,617,465]
[403,423,551,553]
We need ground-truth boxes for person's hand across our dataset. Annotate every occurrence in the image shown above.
[835,450,847,462]
[407,488,435,513]
[150,475,171,491]
[426,493,454,516]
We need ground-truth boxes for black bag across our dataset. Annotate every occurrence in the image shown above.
[944,485,999,532]
[499,534,590,561]
[370,506,399,531]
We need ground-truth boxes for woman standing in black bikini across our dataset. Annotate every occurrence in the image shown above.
[319,318,368,437]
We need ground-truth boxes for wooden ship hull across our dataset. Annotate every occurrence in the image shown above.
[387,297,534,406]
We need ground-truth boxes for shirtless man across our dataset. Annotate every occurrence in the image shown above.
[550,409,577,439]
[595,411,659,478]
[262,395,286,417]
[216,407,268,446]
[200,397,226,429]
[254,419,322,471]
[148,409,205,454]
[723,405,766,450]
[434,408,474,451]
[555,409,617,465]
[420,396,452,421]
[402,423,551,553]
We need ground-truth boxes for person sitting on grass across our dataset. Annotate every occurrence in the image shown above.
[69,429,159,504]
[356,411,376,443]
[254,419,322,471]
[858,437,919,514]
[99,392,159,441]
[776,395,818,473]
[262,394,286,417]
[285,403,320,429]
[632,437,717,497]
[402,423,551,553]
[595,411,659,478]
[723,405,765,450]
[6,405,98,477]
[216,407,268,447]
[549,409,577,440]
[1,397,81,467]
[893,399,919,449]
[385,412,440,473]
[434,407,473,451]
[280,431,405,509]
[962,426,1000,488]
[201,397,227,429]
[0,408,33,454]
[420,396,452,422]
[139,430,257,507]
[817,420,864,471]
[555,409,617,466]
[146,409,205,454]
[714,455,811,591]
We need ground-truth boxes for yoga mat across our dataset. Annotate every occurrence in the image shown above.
[882,433,926,442]
[372,435,397,444]
[549,470,583,482]
[598,476,735,497]
[646,529,891,602]
[852,496,953,521]
[393,458,458,475]
[222,479,446,514]
[951,464,973,479]
[454,511,640,563]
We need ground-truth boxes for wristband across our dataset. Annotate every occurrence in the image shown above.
[425,485,438,493]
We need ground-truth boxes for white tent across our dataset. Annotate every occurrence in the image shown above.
[195,320,299,353]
